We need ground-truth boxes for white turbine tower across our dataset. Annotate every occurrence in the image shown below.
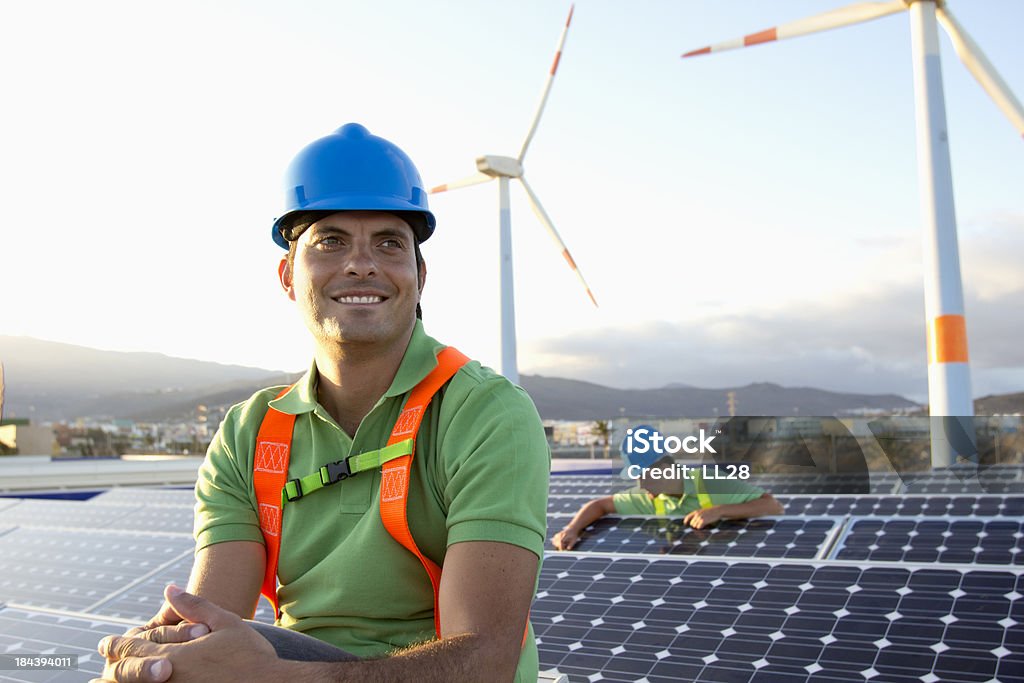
[430,4,597,384]
[682,0,1024,468]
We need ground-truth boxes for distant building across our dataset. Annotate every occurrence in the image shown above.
[0,418,58,456]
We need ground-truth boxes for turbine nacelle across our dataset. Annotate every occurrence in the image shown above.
[476,155,523,178]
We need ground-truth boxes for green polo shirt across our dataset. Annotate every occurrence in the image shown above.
[194,322,549,681]
[612,474,766,516]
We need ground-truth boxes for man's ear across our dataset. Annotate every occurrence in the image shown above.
[418,258,427,296]
[278,258,296,301]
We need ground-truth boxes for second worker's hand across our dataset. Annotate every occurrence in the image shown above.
[683,507,724,529]
[551,528,580,551]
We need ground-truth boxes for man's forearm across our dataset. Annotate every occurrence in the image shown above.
[563,497,612,533]
[285,633,516,683]
[188,541,265,619]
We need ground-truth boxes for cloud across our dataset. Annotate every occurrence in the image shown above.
[524,220,1024,400]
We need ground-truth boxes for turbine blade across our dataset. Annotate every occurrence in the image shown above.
[429,172,493,194]
[518,176,598,307]
[518,4,574,162]
[682,0,907,57]
[937,7,1024,139]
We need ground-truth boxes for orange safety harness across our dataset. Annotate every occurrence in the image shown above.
[252,347,469,634]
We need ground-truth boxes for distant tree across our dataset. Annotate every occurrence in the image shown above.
[592,419,612,457]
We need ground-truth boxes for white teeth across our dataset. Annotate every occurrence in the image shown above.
[336,295,383,304]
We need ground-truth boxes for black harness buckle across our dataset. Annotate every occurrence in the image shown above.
[320,457,354,486]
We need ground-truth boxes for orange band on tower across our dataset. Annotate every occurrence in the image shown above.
[927,314,968,364]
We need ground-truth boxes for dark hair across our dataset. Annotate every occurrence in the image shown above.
[285,232,425,320]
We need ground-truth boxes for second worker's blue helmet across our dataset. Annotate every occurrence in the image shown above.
[619,424,669,480]
[272,123,436,249]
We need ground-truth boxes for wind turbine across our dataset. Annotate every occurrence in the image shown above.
[430,4,596,384]
[682,0,1024,467]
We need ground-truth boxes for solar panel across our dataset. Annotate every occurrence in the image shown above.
[894,467,1024,495]
[548,474,896,497]
[547,517,842,561]
[782,495,1024,518]
[0,500,194,535]
[2,461,1023,683]
[903,480,1024,495]
[742,473,882,495]
[0,606,133,683]
[0,501,146,531]
[86,553,275,625]
[830,517,1024,566]
[96,506,194,535]
[551,494,1024,518]
[87,488,194,507]
[0,528,193,613]
[534,553,1024,683]
[548,496,597,515]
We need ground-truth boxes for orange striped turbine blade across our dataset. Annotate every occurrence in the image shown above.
[681,0,907,58]
[518,176,598,307]
[429,172,493,194]
[937,7,1024,139]
[518,4,575,162]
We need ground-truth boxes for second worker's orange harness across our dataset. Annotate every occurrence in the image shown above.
[252,346,469,637]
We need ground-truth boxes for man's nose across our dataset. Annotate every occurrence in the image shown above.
[344,242,377,277]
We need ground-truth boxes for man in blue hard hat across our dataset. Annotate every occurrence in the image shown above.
[552,425,782,551]
[95,124,550,683]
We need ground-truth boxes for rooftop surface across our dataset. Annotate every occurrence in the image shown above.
[0,465,1022,682]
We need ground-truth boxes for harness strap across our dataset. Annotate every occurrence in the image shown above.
[283,439,414,505]
[653,496,667,517]
[253,348,529,645]
[380,346,469,638]
[253,385,297,618]
[693,469,714,510]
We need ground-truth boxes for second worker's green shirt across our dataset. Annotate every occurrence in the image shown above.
[612,473,766,516]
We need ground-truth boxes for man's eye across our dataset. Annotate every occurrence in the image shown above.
[316,236,342,247]
[380,239,403,249]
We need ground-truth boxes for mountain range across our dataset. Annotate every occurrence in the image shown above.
[0,335,947,423]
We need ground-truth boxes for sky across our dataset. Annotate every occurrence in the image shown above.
[1,0,1022,405]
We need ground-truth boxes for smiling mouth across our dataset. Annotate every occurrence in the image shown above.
[333,295,386,304]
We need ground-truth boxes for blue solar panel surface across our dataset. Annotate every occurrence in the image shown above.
[0,465,1022,682]
[534,555,1024,683]
[546,516,842,560]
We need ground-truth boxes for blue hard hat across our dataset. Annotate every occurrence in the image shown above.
[619,424,669,480]
[271,123,436,249]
